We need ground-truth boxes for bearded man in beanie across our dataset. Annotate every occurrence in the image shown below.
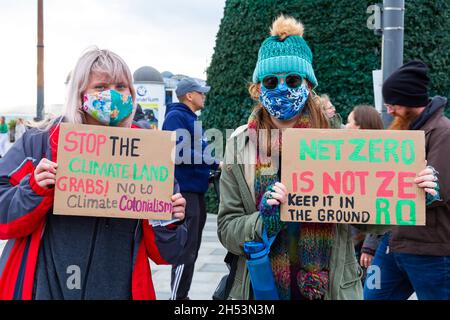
[364,60,450,300]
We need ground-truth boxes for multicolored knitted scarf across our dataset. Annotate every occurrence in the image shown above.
[248,109,336,300]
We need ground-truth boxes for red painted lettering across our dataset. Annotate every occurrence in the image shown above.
[398,172,416,199]
[323,172,340,195]
[376,171,395,197]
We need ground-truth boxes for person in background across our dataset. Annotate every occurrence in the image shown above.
[345,105,383,130]
[364,60,449,300]
[345,105,384,273]
[0,116,8,157]
[320,94,344,128]
[163,77,220,300]
[14,118,27,142]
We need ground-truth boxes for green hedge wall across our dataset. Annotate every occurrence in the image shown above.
[202,0,450,214]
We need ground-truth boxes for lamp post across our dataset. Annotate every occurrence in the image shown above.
[368,0,405,127]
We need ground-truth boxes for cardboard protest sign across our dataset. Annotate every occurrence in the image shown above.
[54,123,175,220]
[281,129,426,225]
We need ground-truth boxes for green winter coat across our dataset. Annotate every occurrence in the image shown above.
[217,124,389,300]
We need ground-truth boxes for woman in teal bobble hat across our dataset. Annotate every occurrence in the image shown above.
[217,15,390,300]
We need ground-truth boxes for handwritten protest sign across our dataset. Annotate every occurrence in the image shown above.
[281,129,426,225]
[54,123,175,220]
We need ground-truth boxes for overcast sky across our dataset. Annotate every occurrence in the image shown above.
[0,0,226,114]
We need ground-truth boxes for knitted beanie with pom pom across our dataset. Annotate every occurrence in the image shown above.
[252,15,318,88]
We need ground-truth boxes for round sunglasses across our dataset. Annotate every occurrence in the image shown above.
[261,73,304,90]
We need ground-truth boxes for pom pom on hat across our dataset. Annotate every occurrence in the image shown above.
[271,15,304,40]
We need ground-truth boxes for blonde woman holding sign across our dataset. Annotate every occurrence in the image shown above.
[0,48,186,300]
[217,16,437,300]
[0,116,8,157]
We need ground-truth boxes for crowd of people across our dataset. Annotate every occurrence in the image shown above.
[0,14,448,300]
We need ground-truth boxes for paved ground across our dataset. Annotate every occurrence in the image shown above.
[0,214,228,300]
[0,214,418,300]
[3,140,13,155]
[150,213,228,300]
[0,140,12,158]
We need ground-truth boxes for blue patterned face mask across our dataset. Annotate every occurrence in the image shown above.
[259,83,309,120]
[82,89,133,126]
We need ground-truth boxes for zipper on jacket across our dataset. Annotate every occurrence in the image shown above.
[81,218,100,300]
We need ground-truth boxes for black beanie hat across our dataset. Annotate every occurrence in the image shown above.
[382,60,430,107]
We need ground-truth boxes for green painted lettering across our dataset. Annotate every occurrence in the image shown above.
[349,139,367,162]
[68,157,81,173]
[159,166,169,182]
[396,200,416,225]
[376,198,390,224]
[318,141,330,160]
[384,139,399,163]
[122,165,130,179]
[402,140,415,165]
[368,139,382,163]
[317,140,344,160]
[133,163,142,181]
[300,139,317,160]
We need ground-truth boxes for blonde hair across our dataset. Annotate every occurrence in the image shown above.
[320,94,330,104]
[32,47,136,130]
[65,47,136,125]
[319,94,331,112]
